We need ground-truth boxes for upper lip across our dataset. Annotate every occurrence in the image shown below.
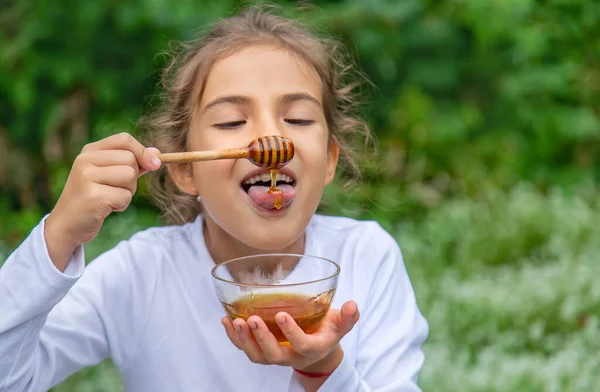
[240,166,297,184]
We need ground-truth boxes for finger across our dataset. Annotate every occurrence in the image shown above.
[107,186,134,213]
[275,312,313,356]
[338,301,360,336]
[247,315,287,364]
[89,165,138,195]
[89,184,133,213]
[233,318,268,364]
[221,317,243,350]
[80,150,138,170]
[83,133,160,173]
[139,147,161,176]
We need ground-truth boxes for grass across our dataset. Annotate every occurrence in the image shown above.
[2,185,600,391]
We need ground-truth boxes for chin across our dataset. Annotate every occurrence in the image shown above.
[203,195,313,252]
[238,227,302,251]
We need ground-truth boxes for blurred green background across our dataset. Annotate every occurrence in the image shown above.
[1,0,600,391]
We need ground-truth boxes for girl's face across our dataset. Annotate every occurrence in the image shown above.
[171,44,338,251]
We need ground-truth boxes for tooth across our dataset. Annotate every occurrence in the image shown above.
[242,176,260,185]
[260,173,270,182]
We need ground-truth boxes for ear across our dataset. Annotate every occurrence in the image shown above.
[325,137,340,185]
[167,163,197,195]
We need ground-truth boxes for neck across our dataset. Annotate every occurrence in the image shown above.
[202,214,305,264]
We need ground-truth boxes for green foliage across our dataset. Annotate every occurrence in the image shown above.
[49,361,124,392]
[317,0,600,231]
[401,186,600,391]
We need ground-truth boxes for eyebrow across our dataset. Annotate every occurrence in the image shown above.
[201,92,322,114]
[281,93,322,108]
[202,95,252,114]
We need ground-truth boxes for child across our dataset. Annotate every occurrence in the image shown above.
[0,5,428,392]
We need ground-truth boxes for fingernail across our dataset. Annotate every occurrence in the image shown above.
[249,321,258,330]
[151,155,160,167]
[276,315,286,324]
[234,324,242,334]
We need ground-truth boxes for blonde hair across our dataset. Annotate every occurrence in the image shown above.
[140,4,373,225]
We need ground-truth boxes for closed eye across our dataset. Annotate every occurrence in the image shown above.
[214,120,246,129]
[285,119,314,126]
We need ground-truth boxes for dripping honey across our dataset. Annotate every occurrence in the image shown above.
[268,169,283,209]
[224,291,334,344]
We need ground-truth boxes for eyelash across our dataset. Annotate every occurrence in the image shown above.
[214,119,314,129]
[214,120,246,129]
[285,119,314,126]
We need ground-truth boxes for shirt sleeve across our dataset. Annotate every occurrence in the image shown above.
[0,217,148,391]
[290,223,429,391]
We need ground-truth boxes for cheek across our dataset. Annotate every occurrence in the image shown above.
[187,120,233,151]
[303,144,331,181]
[191,161,234,196]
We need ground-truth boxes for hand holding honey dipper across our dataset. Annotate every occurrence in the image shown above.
[43,134,294,271]
[220,300,360,378]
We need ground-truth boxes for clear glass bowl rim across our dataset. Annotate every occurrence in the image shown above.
[210,253,341,288]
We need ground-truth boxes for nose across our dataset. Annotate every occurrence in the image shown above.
[247,111,293,169]
[246,135,294,169]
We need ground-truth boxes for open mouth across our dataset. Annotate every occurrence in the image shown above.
[241,172,296,193]
[240,170,297,211]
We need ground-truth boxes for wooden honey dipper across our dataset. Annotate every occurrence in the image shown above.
[157,135,295,169]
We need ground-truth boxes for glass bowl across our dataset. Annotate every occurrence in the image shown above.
[211,254,340,345]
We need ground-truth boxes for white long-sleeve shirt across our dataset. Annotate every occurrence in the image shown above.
[0,213,428,392]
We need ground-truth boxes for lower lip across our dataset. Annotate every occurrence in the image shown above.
[240,188,295,216]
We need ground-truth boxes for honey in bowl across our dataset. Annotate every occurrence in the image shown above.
[223,290,335,344]
[211,254,340,347]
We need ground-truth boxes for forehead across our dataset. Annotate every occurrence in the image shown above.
[200,44,323,107]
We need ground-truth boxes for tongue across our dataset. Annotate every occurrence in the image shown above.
[247,184,296,210]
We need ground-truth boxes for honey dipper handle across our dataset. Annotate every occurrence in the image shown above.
[157,148,249,164]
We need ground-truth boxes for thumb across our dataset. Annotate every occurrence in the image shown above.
[338,301,360,336]
[138,147,162,176]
